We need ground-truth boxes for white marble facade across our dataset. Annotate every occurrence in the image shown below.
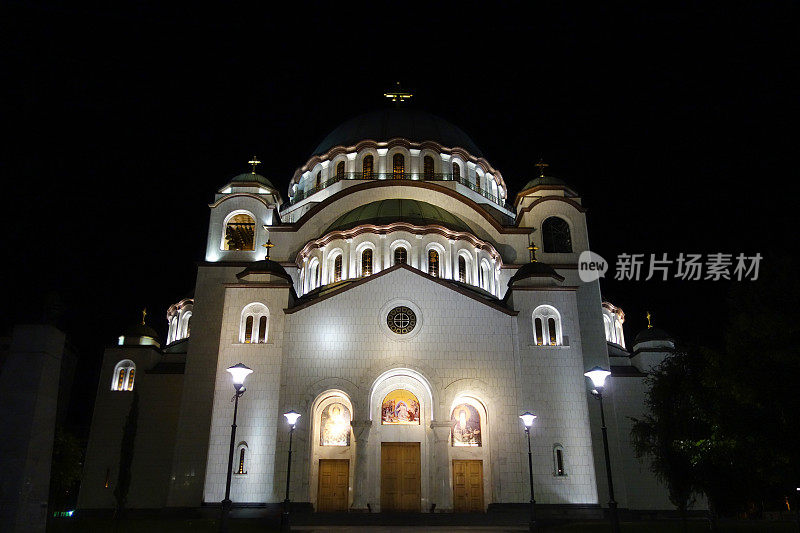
[79,107,674,513]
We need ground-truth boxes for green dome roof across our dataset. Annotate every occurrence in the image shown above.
[520,175,568,191]
[122,322,159,341]
[231,172,277,190]
[326,199,474,234]
[634,327,673,345]
[313,108,483,157]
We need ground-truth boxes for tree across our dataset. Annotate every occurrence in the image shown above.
[49,427,84,512]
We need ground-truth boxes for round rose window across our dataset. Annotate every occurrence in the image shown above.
[387,306,417,334]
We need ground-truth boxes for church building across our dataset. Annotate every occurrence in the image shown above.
[78,101,677,515]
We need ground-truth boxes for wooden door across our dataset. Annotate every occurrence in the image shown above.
[317,459,349,512]
[452,460,484,512]
[380,442,421,512]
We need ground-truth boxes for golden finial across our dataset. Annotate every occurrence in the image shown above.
[534,158,549,178]
[248,156,261,174]
[527,237,538,263]
[142,308,147,325]
[262,239,275,260]
[384,82,413,104]
[646,311,652,329]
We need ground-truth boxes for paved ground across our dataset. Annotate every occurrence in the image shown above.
[294,528,528,533]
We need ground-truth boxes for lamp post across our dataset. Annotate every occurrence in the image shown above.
[280,410,301,532]
[584,366,620,533]
[519,412,538,532]
[220,363,253,533]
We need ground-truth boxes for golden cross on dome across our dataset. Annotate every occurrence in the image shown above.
[262,239,274,260]
[646,311,652,329]
[248,156,261,174]
[142,308,147,325]
[534,158,549,178]
[384,82,413,104]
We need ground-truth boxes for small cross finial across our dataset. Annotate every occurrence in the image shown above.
[248,156,261,174]
[646,311,652,329]
[384,82,413,104]
[528,236,538,263]
[142,308,147,325]
[262,239,275,260]
[534,158,549,178]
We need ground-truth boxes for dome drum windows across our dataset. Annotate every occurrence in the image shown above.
[333,254,343,282]
[336,161,345,179]
[240,303,269,344]
[223,213,256,251]
[362,155,374,179]
[394,246,407,265]
[392,153,405,179]
[423,155,435,179]
[532,305,563,346]
[458,256,467,283]
[361,248,373,277]
[111,360,136,391]
[427,249,439,277]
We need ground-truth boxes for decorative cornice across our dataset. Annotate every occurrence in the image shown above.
[296,222,502,264]
[515,196,587,221]
[284,263,518,316]
[271,180,532,235]
[209,192,275,209]
[513,184,579,205]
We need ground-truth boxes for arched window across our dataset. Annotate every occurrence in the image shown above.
[480,261,490,291]
[308,260,320,290]
[240,303,269,343]
[553,444,566,476]
[333,254,343,282]
[392,153,405,179]
[336,161,345,179]
[458,256,466,282]
[111,360,136,391]
[428,249,439,277]
[362,155,374,179]
[542,217,572,253]
[451,403,482,446]
[238,448,246,474]
[452,162,461,179]
[361,248,373,276]
[236,442,248,475]
[532,305,563,346]
[423,155,434,179]
[394,246,407,265]
[474,170,480,188]
[224,213,256,251]
[315,171,322,189]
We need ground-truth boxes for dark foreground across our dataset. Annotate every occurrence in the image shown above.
[48,516,799,533]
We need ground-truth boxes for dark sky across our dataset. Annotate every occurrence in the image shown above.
[1,3,795,430]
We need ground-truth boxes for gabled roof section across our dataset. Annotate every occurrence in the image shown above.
[285,263,518,316]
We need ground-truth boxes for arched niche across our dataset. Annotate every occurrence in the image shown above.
[309,390,356,511]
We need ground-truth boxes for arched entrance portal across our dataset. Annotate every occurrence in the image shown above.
[309,390,355,511]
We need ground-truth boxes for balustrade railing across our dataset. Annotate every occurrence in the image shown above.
[288,172,511,209]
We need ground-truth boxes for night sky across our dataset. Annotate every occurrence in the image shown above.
[2,3,795,432]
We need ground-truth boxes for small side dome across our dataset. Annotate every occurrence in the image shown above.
[508,261,565,285]
[230,172,277,191]
[633,327,673,345]
[520,175,568,191]
[118,322,160,348]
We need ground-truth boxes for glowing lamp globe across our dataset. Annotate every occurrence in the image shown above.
[584,366,612,389]
[226,363,253,389]
[284,410,301,426]
[519,412,537,428]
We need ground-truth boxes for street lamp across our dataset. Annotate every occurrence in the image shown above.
[280,410,301,532]
[584,366,620,533]
[519,412,538,532]
[220,363,253,533]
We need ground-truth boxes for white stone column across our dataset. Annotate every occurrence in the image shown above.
[430,421,452,511]
[346,240,354,279]
[350,420,372,510]
[447,240,455,280]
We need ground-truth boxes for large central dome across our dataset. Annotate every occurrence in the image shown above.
[313,108,483,158]
[325,199,474,234]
